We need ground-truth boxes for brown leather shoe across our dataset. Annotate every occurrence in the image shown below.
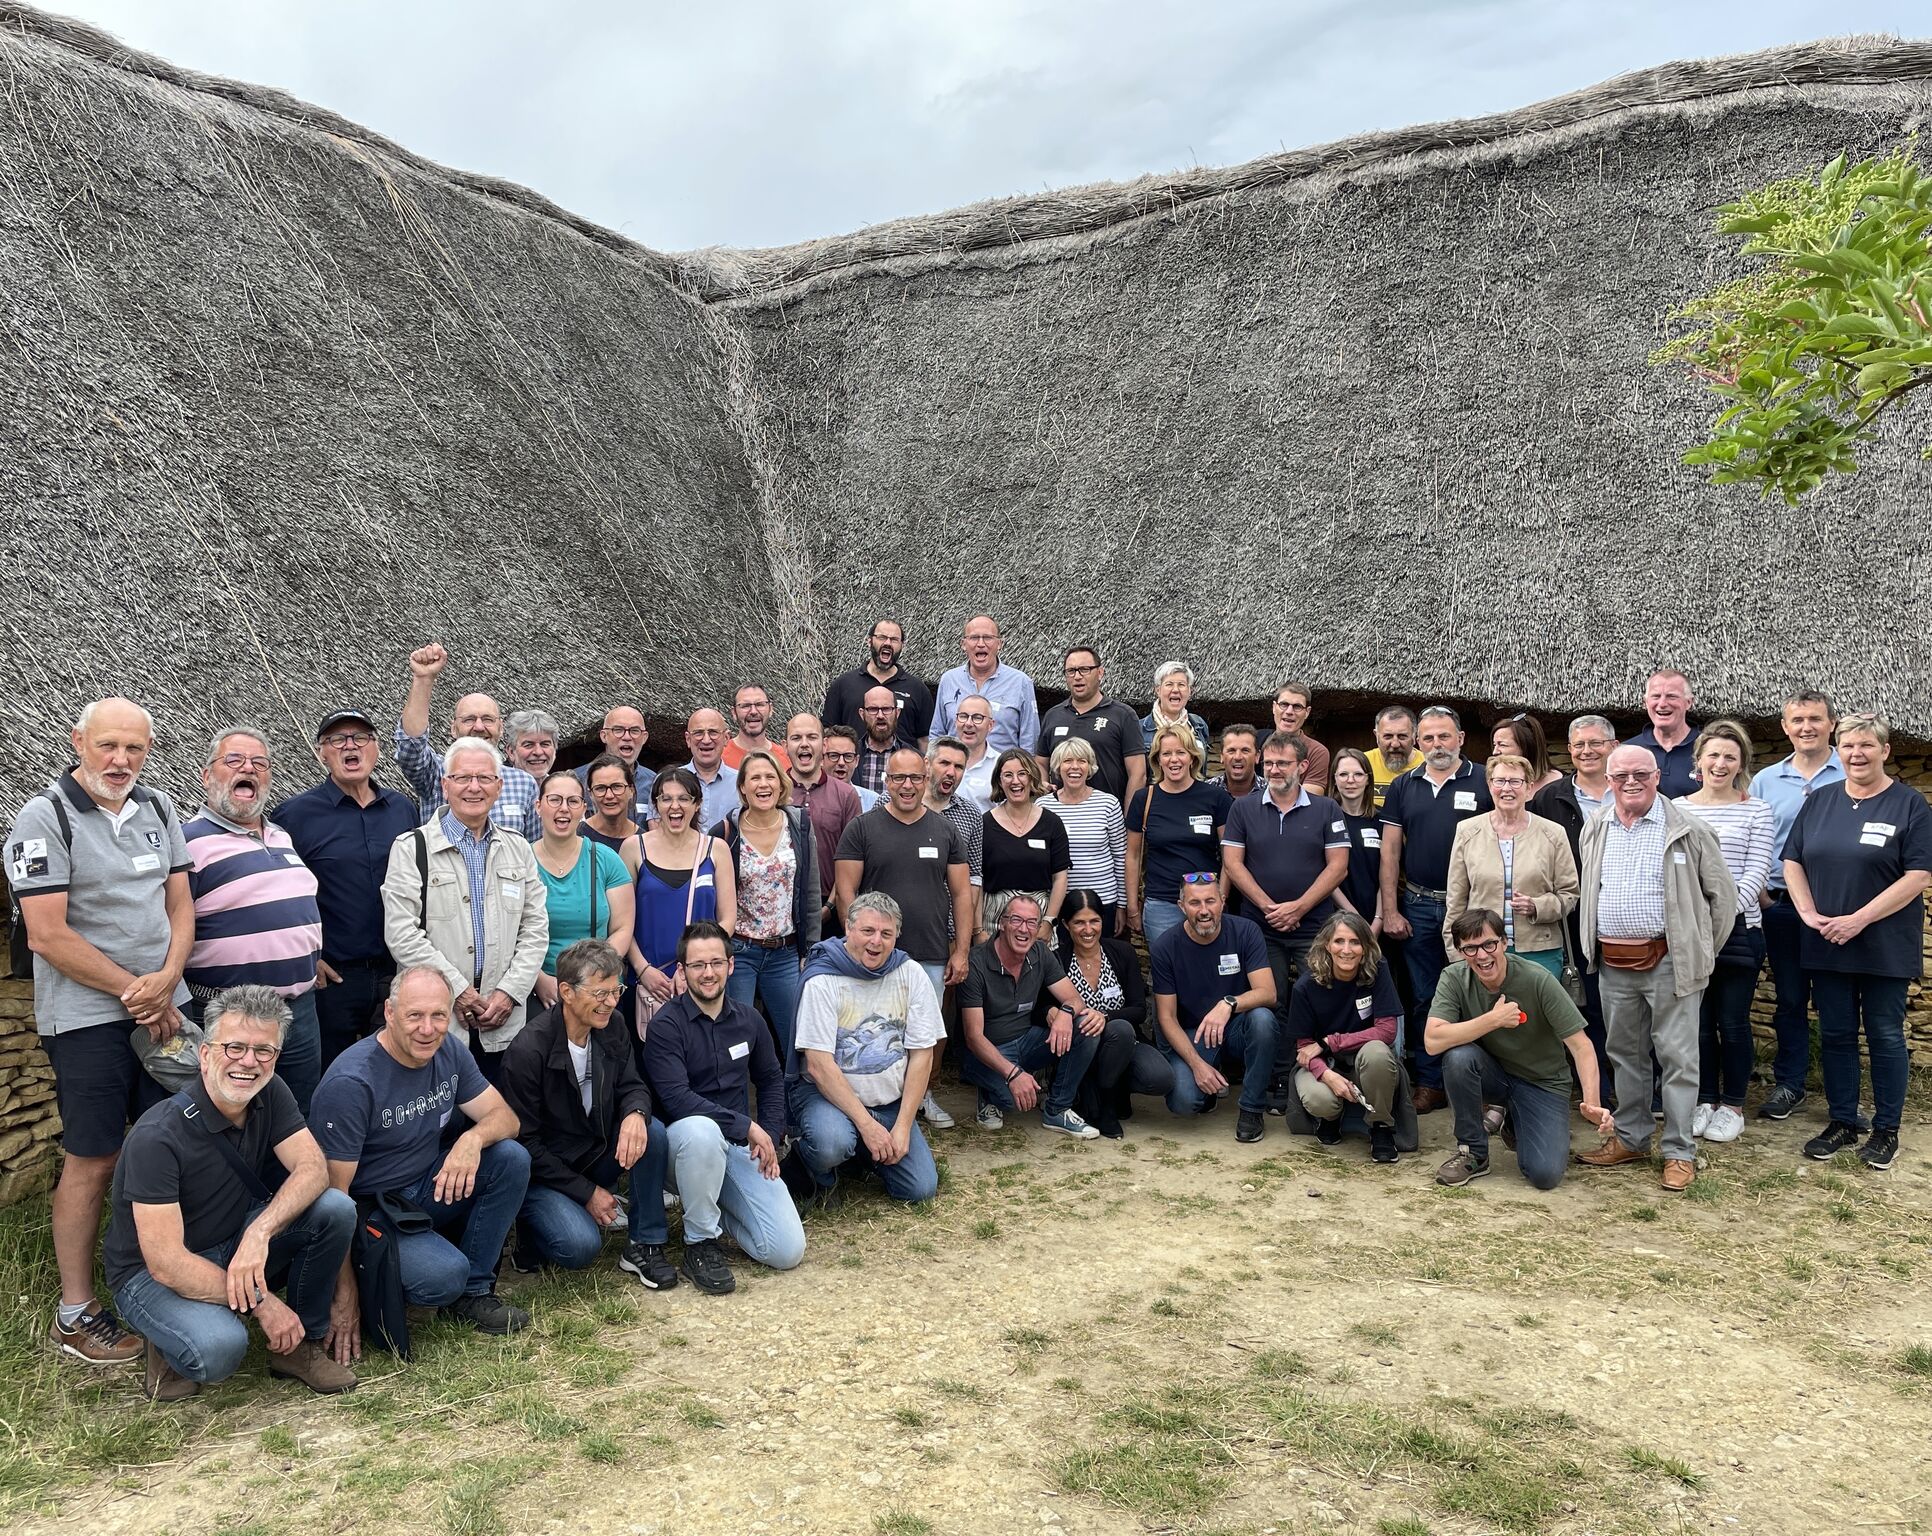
[1661,1159,1695,1192]
[1574,1135,1646,1168]
[268,1338,358,1395]
[1411,1086,1448,1115]
[145,1340,198,1402]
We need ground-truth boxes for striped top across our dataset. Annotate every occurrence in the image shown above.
[183,809,323,997]
[1042,789,1127,905]
[1680,796,1776,925]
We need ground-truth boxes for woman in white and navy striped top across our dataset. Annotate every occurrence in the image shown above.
[1681,720,1776,1145]
[1042,737,1127,933]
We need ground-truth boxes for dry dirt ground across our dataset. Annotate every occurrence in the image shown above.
[10,1087,1932,1536]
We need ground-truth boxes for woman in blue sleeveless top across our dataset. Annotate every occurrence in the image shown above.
[622,768,737,1040]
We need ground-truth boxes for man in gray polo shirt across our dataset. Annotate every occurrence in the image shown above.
[7,698,194,1366]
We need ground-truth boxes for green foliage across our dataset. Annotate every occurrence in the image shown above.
[1655,140,1932,501]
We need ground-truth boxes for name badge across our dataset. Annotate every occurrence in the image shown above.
[1330,821,1345,835]
[1027,838,1047,850]
[284,852,304,866]
[131,853,161,872]
[1188,815,1213,835]
[728,1040,750,1060]
[502,881,523,901]
[1860,832,1888,847]
[1863,821,1896,837]
[918,846,939,859]
[1671,850,1687,865]
[694,872,715,889]
[1356,996,1373,1018]
[1217,952,1241,976]
[1361,829,1381,848]
[1454,791,1477,811]
[1053,726,1069,737]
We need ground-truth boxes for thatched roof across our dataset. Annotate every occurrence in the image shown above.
[3,9,1929,817]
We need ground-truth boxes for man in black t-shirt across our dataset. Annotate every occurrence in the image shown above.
[1035,644,1144,804]
[104,986,357,1401]
[821,619,934,749]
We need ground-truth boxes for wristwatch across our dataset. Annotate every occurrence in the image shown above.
[1221,994,1239,1015]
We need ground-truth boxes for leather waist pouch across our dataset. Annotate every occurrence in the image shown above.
[1599,936,1667,971]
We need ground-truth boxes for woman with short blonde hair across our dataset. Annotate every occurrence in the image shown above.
[1124,722,1231,945]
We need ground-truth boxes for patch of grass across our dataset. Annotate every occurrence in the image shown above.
[1056,1436,1233,1518]
[1513,1312,1546,1329]
[1348,1321,1401,1347]
[1150,1297,1182,1317]
[1626,1204,1660,1223]
[1052,1377,1082,1393]
[1004,1326,1051,1352]
[1898,1344,1932,1378]
[1378,1520,1433,1536]
[873,1512,933,1536]
[1435,1463,1562,1530]
[1785,1254,1817,1281]
[928,1377,986,1401]
[839,1253,865,1269]
[677,1399,724,1429]
[496,1391,585,1441]
[577,1430,622,1464]
[1251,1349,1308,1378]
[890,1405,929,1427]
[972,1218,999,1240]
[1829,1200,1859,1223]
[440,1457,531,1536]
[258,1425,300,1458]
[1623,1445,1706,1489]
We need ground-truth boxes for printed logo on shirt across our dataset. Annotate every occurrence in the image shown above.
[144,829,163,848]
[1188,815,1213,835]
[1453,791,1477,811]
[1217,952,1241,976]
[377,1075,457,1130]
[1094,718,1109,728]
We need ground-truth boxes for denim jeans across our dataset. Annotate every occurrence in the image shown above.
[787,1082,938,1201]
[1812,972,1910,1133]
[314,961,392,1072]
[1399,889,1448,1087]
[727,940,805,1065]
[1142,899,1183,947]
[960,1023,1103,1116]
[112,1188,356,1382]
[1161,1006,1281,1116]
[393,1138,532,1304]
[1699,928,1765,1107]
[663,1116,805,1269]
[1600,955,1702,1162]
[1761,896,1814,1094]
[1439,1043,1572,1189]
[1084,1018,1174,1111]
[517,1121,671,1267]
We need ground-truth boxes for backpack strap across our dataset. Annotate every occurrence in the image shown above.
[414,829,430,934]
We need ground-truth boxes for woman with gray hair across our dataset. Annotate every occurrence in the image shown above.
[1139,661,1210,761]
[1042,737,1127,934]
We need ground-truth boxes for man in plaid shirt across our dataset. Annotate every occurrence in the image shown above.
[392,644,541,841]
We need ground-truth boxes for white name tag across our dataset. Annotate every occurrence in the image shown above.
[502,881,523,901]
[1027,838,1046,849]
[1361,829,1381,848]
[22,838,46,859]
[1330,820,1345,834]
[728,1040,750,1060]
[1454,791,1477,811]
[694,872,715,889]
[1863,822,1896,837]
[131,853,161,872]
[1356,996,1373,1018]
[284,852,304,866]
[1860,832,1887,847]
[919,846,939,859]
[1217,953,1241,976]
[1671,850,1687,865]
[1053,726,1069,737]
[1189,815,1213,835]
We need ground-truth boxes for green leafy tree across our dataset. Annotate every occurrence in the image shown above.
[1655,141,1932,503]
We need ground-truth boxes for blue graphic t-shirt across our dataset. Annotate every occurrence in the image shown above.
[312,1033,489,1197]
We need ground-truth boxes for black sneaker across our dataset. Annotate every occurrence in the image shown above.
[1758,1085,1807,1120]
[444,1291,530,1335]
[1803,1120,1861,1161]
[1370,1125,1398,1165]
[1858,1130,1900,1171]
[618,1241,679,1291]
[507,1234,541,1275]
[1235,1109,1265,1144]
[1314,1116,1341,1146]
[681,1238,736,1295]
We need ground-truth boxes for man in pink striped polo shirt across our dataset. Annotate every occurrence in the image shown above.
[182,728,324,1111]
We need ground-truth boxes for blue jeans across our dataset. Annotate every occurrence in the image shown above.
[1161,1007,1282,1116]
[1761,896,1813,1094]
[113,1188,356,1382]
[1812,972,1910,1133]
[960,1023,1102,1116]
[517,1120,672,1267]
[1699,929,1765,1107]
[1400,889,1448,1087]
[393,1139,532,1304]
[1142,899,1183,946]
[663,1116,805,1269]
[727,940,805,1065]
[1440,1044,1572,1189]
[787,1082,939,1201]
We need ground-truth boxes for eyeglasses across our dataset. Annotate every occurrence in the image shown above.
[1570,739,1611,752]
[590,782,630,795]
[1063,664,1099,676]
[886,772,924,784]
[683,958,729,972]
[1002,913,1041,929]
[217,754,270,772]
[540,794,585,808]
[861,705,897,715]
[565,985,624,1004]
[605,725,645,737]
[319,731,376,749]
[1489,778,1527,790]
[213,1040,281,1061]
[1457,938,1504,958]
[447,773,500,787]
[1608,770,1657,783]
[1180,872,1219,886]
[822,751,857,764]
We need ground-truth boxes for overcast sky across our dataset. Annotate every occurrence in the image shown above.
[47,0,1931,251]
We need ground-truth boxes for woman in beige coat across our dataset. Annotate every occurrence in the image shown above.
[1444,754,1578,979]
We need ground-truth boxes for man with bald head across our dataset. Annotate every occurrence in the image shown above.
[786,713,861,924]
[10,697,194,1366]
[933,616,1040,757]
[574,704,655,821]
[394,643,540,840]
[855,686,901,796]
[672,708,741,829]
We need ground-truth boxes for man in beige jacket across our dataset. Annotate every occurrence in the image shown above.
[381,738,548,1081]
[1574,746,1735,1191]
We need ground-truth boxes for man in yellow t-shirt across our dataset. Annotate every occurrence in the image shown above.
[1366,706,1420,808]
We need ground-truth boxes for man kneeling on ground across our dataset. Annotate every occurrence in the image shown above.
[104,985,357,1400]
[500,939,677,1289]
[643,922,805,1294]
[790,891,943,1202]
[1426,909,1612,1189]
[312,966,532,1357]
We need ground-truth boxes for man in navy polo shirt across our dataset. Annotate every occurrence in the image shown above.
[1151,877,1281,1143]
[277,709,421,1069]
[1630,669,1699,799]
[1035,644,1144,804]
[1377,706,1492,1111]
[1222,732,1350,1007]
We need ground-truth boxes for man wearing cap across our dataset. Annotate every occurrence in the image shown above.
[277,710,420,1069]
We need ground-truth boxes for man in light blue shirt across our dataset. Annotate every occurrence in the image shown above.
[1749,691,1845,1122]
[932,615,1039,756]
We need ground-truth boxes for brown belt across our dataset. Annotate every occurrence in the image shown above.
[1598,936,1667,972]
[737,933,795,950]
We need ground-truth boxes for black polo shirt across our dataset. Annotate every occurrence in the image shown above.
[1379,761,1492,891]
[103,1074,303,1291]
[275,776,421,964]
[823,665,934,748]
[1223,789,1350,940]
[1036,697,1138,801]
[959,940,1066,1047]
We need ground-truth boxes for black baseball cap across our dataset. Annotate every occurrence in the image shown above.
[315,709,378,740]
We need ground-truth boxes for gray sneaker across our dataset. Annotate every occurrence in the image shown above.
[1041,1107,1100,1140]
[975,1103,1004,1131]
[1434,1145,1491,1187]
[920,1092,956,1129]
[1757,1085,1807,1121]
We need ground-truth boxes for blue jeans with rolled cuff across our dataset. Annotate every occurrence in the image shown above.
[1160,1007,1282,1116]
[959,1024,1103,1117]
[517,1121,672,1267]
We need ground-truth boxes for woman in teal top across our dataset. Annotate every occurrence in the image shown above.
[531,772,633,1010]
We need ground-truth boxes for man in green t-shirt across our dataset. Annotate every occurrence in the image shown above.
[1424,909,1612,1189]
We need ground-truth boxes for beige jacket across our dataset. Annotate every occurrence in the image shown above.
[1443,813,1579,958]
[1578,797,1737,998]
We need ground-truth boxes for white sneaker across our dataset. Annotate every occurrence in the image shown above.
[921,1092,956,1129]
[1692,1102,1716,1139]
[1704,1106,1745,1143]
[975,1104,1004,1131]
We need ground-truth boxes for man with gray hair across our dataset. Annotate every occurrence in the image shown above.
[380,737,547,1079]
[10,696,192,1367]
[393,642,541,839]
[503,710,559,778]
[181,728,325,1112]
[102,986,357,1400]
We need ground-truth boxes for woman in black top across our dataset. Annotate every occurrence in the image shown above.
[983,750,1072,939]
[1329,749,1384,923]
[1052,889,1173,1137]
